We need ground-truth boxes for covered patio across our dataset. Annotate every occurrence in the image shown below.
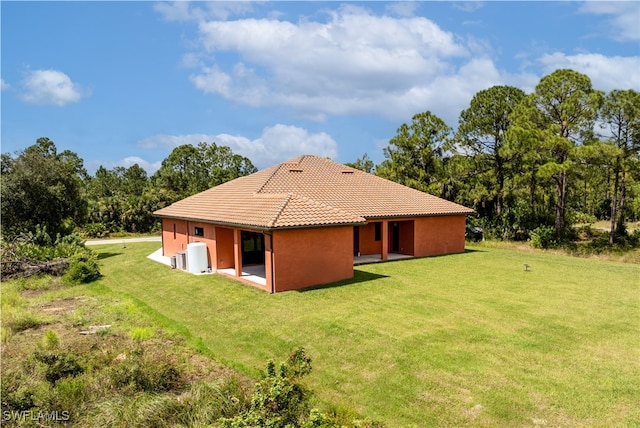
[353,253,413,265]
[217,265,266,286]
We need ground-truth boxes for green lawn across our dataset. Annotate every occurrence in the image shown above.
[94,242,640,427]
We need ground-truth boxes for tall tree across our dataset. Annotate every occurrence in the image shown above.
[122,164,148,197]
[454,85,526,217]
[84,164,153,233]
[151,142,257,201]
[345,153,375,173]
[508,69,603,236]
[599,89,640,244]
[377,111,449,195]
[1,138,88,237]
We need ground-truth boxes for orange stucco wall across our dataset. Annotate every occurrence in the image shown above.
[396,220,415,255]
[161,220,232,270]
[159,215,466,293]
[215,227,235,269]
[357,222,382,256]
[272,226,354,292]
[358,220,415,256]
[161,218,189,256]
[413,215,466,256]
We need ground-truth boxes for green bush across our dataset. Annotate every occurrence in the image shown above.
[41,329,60,350]
[220,348,313,428]
[33,351,84,385]
[84,222,110,238]
[54,377,87,411]
[63,255,101,284]
[569,211,597,225]
[529,226,558,249]
[1,230,98,280]
[1,370,35,412]
[108,354,182,394]
[219,348,382,428]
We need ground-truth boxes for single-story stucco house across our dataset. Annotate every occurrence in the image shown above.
[153,155,473,292]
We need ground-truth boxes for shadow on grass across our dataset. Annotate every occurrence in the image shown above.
[97,252,123,260]
[357,248,486,266]
[462,247,485,254]
[403,248,486,260]
[297,269,389,292]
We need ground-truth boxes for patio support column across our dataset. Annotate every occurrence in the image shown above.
[233,228,242,278]
[210,226,218,271]
[264,233,274,293]
[381,220,389,261]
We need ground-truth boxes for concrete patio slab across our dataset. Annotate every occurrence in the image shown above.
[353,253,412,265]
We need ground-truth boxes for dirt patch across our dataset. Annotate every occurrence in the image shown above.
[34,296,83,315]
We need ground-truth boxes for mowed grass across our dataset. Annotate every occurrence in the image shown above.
[94,243,639,427]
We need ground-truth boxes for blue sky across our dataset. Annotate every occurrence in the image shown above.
[2,1,639,174]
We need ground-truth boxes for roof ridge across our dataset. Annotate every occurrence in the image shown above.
[282,155,306,165]
[294,193,361,217]
[283,193,364,220]
[256,163,285,195]
[268,193,293,228]
[271,193,366,227]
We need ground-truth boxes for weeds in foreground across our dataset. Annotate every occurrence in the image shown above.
[1,275,381,427]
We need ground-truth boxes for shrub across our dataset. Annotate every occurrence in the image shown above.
[33,351,84,384]
[63,255,101,284]
[529,226,558,249]
[1,230,97,280]
[145,362,182,393]
[41,330,60,350]
[220,348,313,427]
[569,211,597,225]
[83,222,110,238]
[1,370,35,412]
[108,354,182,394]
[54,377,87,410]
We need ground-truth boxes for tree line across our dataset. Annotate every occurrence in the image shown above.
[351,69,639,246]
[1,139,256,239]
[2,68,638,247]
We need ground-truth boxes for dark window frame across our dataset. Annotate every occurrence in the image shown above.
[374,222,382,241]
[194,226,204,237]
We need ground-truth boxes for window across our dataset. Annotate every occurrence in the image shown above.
[194,226,204,237]
[173,224,176,240]
[374,222,382,241]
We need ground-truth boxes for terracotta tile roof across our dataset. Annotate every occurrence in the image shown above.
[154,155,473,229]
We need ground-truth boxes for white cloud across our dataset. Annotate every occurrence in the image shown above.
[453,2,485,13]
[137,124,338,169]
[165,3,638,128]
[154,1,198,22]
[154,1,255,22]
[119,156,162,172]
[86,156,163,175]
[186,6,485,122]
[539,53,640,92]
[1,78,10,90]
[20,69,87,106]
[579,2,640,41]
[385,1,419,17]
